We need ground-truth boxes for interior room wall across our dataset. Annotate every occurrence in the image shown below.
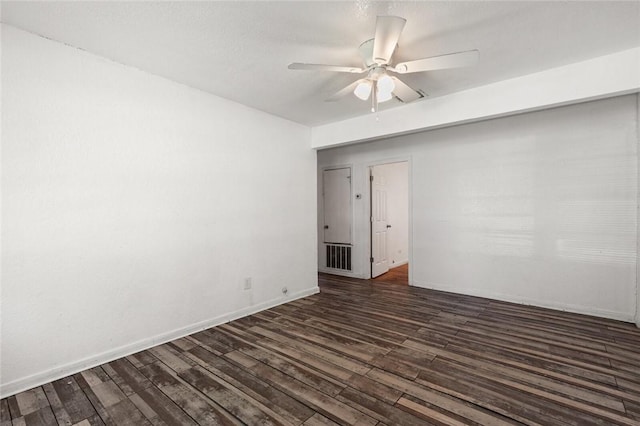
[637,94,640,328]
[374,162,409,268]
[1,25,318,397]
[318,95,638,322]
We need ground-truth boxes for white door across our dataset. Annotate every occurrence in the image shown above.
[323,168,352,244]
[371,166,389,277]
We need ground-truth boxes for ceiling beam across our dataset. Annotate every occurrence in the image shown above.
[311,47,640,149]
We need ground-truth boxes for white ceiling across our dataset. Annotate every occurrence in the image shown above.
[2,1,639,126]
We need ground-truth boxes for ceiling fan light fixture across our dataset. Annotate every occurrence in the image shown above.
[377,74,395,94]
[377,90,393,103]
[354,81,372,100]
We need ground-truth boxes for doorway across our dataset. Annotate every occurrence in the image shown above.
[370,161,409,284]
[322,167,353,273]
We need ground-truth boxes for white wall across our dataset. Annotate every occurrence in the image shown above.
[374,162,409,267]
[637,94,640,328]
[1,25,318,397]
[318,95,638,322]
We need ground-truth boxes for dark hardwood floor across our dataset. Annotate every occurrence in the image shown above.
[373,264,408,285]
[3,273,640,425]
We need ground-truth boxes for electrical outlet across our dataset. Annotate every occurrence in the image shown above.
[244,277,252,290]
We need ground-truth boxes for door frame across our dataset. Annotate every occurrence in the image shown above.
[367,157,413,284]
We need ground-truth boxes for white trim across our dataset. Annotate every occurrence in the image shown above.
[318,267,366,279]
[389,260,409,268]
[408,158,414,288]
[412,280,634,323]
[0,286,319,399]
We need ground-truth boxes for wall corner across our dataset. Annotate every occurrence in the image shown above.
[636,93,640,328]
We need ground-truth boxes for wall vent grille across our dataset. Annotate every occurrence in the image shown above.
[326,244,352,271]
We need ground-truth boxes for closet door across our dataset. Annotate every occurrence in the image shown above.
[323,168,352,244]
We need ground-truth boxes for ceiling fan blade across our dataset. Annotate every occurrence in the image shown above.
[288,63,365,73]
[390,77,422,103]
[325,79,363,102]
[393,50,479,74]
[372,16,406,65]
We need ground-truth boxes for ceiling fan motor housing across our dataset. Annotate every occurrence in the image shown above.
[358,39,376,67]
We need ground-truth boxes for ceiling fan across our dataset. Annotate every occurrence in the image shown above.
[288,16,479,112]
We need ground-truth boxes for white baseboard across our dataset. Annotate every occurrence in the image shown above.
[0,286,319,399]
[389,260,408,268]
[411,281,634,323]
[317,267,366,279]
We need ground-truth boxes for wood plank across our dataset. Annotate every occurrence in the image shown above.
[130,386,197,425]
[75,372,151,426]
[336,386,435,425]
[50,377,98,424]
[126,351,158,369]
[623,400,640,421]
[248,326,372,375]
[102,399,152,426]
[169,338,198,352]
[13,388,49,417]
[41,383,73,425]
[235,356,377,425]
[302,413,341,426]
[403,339,626,413]
[10,406,57,426]
[139,361,242,425]
[73,414,105,426]
[103,358,152,396]
[178,366,290,425]
[444,340,618,386]
[417,358,611,425]
[188,331,234,355]
[367,354,420,380]
[1,399,11,426]
[148,344,196,373]
[396,396,471,426]
[238,346,346,396]
[442,343,640,404]
[367,368,520,425]
[256,338,356,381]
[343,374,403,406]
[427,357,637,425]
[257,320,385,362]
[6,396,20,419]
[186,346,315,425]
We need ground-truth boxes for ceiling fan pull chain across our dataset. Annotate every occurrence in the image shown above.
[371,80,378,113]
